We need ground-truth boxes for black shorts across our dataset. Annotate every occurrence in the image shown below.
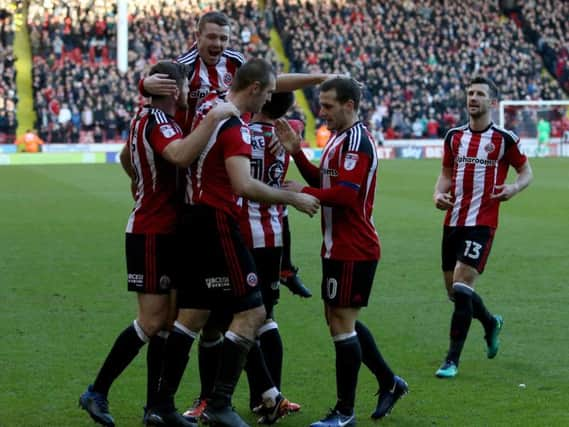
[252,247,282,319]
[125,233,178,294]
[177,205,263,313]
[441,226,496,274]
[321,258,378,307]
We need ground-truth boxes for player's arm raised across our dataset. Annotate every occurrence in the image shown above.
[161,102,239,167]
[275,73,343,92]
[275,118,321,187]
[226,155,319,217]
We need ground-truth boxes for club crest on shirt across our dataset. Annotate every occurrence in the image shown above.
[223,72,233,86]
[484,142,495,153]
[159,124,176,139]
[246,272,258,287]
[344,153,359,171]
[241,126,251,144]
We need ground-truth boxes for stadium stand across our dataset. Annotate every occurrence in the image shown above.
[24,0,567,143]
[0,1,19,143]
[272,0,568,139]
[26,0,293,143]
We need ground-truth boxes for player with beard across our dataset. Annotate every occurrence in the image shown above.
[433,76,533,378]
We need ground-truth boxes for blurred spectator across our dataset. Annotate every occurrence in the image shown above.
[15,129,44,152]
[27,0,282,143]
[0,1,19,143]
[273,0,568,139]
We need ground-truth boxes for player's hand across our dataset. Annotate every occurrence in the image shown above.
[291,193,319,217]
[209,101,240,121]
[434,192,454,210]
[268,137,284,156]
[143,73,178,96]
[491,183,518,201]
[282,180,304,193]
[275,119,301,154]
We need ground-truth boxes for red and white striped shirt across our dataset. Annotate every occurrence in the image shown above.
[186,96,252,218]
[175,44,244,133]
[239,122,291,249]
[442,122,527,228]
[126,106,183,234]
[296,121,380,261]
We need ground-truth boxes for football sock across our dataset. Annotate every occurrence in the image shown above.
[355,320,395,390]
[447,283,474,364]
[146,331,168,408]
[156,321,197,409]
[281,216,293,270]
[471,292,495,334]
[210,331,254,409]
[258,321,283,389]
[333,332,361,416]
[245,341,275,408]
[198,334,224,400]
[93,320,148,396]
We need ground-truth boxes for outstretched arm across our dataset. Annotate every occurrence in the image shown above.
[275,73,339,92]
[161,102,239,167]
[226,155,320,217]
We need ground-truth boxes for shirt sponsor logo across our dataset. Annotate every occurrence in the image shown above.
[159,125,176,139]
[456,155,497,166]
[190,88,209,99]
[343,153,359,170]
[205,276,230,289]
[128,273,144,285]
[246,272,258,287]
[322,168,339,177]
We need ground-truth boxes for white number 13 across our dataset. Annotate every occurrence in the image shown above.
[464,240,482,259]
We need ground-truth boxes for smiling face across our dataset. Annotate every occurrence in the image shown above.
[466,83,496,119]
[197,22,230,66]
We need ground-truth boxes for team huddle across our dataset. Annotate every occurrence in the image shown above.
[78,11,533,427]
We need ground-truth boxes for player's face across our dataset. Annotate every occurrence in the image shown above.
[176,78,189,109]
[249,76,276,113]
[318,89,351,132]
[197,23,230,66]
[466,83,495,119]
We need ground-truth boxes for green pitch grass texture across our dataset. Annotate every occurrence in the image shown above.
[1,159,567,426]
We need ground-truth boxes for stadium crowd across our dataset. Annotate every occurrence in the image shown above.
[26,0,283,143]
[273,0,568,139]
[0,1,18,143]
[19,0,569,143]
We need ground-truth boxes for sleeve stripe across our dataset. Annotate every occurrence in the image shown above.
[177,48,199,64]
[224,49,245,64]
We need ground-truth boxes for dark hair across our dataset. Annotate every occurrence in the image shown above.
[320,77,361,110]
[149,61,188,88]
[261,92,294,119]
[469,76,500,99]
[232,58,275,92]
[198,11,230,32]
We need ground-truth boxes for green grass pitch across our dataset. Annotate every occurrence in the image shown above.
[1,158,568,426]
